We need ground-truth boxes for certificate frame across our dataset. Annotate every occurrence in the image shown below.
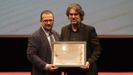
[52,41,86,67]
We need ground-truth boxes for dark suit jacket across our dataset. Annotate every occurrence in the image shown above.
[60,23,102,75]
[27,27,60,75]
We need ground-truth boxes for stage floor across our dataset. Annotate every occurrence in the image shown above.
[0,72,133,75]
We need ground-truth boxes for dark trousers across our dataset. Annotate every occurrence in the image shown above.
[60,64,98,75]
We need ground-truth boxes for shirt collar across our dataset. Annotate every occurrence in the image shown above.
[41,26,51,37]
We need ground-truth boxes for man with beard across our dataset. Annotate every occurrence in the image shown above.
[27,10,60,75]
[60,3,102,75]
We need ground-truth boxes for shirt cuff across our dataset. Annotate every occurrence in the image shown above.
[45,64,49,70]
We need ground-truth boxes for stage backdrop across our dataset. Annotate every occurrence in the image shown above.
[0,0,133,35]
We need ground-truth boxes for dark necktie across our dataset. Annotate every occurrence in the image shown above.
[49,33,54,49]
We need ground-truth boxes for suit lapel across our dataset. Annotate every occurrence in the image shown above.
[39,28,51,48]
[62,25,71,41]
[51,31,59,41]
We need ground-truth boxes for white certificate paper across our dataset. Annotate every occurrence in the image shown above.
[52,41,86,67]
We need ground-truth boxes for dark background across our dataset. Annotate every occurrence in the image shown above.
[0,36,133,72]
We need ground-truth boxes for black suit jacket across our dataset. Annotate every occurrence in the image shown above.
[60,23,102,75]
[27,28,60,75]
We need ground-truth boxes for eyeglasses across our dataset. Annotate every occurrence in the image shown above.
[42,19,54,23]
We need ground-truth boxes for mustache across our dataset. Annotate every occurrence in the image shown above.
[71,18,76,20]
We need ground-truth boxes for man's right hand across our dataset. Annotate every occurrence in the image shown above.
[47,64,58,72]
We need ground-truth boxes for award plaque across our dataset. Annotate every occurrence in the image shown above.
[52,41,86,67]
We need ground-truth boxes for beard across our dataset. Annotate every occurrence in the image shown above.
[42,24,53,32]
[70,20,80,25]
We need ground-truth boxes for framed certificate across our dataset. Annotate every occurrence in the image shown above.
[52,41,86,67]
